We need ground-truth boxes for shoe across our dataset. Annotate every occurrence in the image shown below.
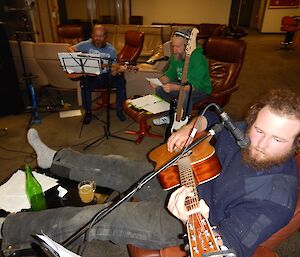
[153,116,170,125]
[117,110,126,122]
[83,113,92,124]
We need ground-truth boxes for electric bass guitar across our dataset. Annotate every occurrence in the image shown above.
[166,28,199,138]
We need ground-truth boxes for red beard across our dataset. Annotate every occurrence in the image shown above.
[241,146,294,170]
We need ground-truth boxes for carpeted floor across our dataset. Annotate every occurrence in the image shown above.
[0,30,300,257]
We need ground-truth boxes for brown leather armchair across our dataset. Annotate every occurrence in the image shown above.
[117,30,145,63]
[193,36,247,112]
[57,24,85,45]
[128,153,300,257]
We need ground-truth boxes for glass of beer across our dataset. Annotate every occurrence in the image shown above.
[78,180,96,203]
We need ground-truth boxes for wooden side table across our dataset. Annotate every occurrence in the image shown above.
[123,98,167,144]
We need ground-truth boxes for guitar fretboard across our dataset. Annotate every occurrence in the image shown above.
[178,156,200,211]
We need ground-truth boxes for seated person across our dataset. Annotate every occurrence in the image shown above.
[67,24,127,124]
[149,29,212,126]
[1,89,299,257]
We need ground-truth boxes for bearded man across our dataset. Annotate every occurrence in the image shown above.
[150,29,212,125]
[1,90,299,257]
[67,24,127,124]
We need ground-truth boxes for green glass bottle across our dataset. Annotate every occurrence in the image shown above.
[24,165,47,211]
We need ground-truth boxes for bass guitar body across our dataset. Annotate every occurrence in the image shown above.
[165,99,189,140]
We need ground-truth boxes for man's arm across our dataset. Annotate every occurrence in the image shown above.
[167,115,208,152]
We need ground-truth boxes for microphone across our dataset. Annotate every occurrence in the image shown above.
[214,104,250,148]
[147,56,169,65]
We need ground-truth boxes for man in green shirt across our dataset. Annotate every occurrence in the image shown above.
[149,29,212,126]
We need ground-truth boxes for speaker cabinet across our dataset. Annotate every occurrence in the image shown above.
[0,21,24,116]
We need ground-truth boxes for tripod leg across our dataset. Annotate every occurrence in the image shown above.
[28,80,41,125]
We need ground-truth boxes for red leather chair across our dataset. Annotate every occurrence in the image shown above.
[193,36,247,113]
[128,153,300,257]
[117,30,145,63]
[57,24,85,45]
[280,16,300,49]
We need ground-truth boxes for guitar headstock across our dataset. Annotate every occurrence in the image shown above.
[185,28,199,56]
[186,213,219,257]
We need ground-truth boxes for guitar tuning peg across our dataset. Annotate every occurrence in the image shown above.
[184,244,190,252]
[179,243,190,253]
[178,233,187,239]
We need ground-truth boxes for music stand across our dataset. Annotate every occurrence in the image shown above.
[58,52,103,137]
[83,61,135,150]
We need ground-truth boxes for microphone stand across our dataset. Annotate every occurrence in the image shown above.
[62,123,224,248]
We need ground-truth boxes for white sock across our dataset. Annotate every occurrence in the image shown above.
[27,128,56,169]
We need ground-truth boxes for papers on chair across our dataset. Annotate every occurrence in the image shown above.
[129,94,169,114]
[58,52,102,75]
[145,77,163,86]
[59,109,82,118]
[33,233,81,257]
[0,170,58,212]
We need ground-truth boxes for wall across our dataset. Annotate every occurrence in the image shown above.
[261,0,300,32]
[131,0,231,25]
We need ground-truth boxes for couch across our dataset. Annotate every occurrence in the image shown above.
[8,23,233,106]
[9,39,168,105]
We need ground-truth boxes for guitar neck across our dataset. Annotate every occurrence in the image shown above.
[178,156,219,257]
[176,55,191,121]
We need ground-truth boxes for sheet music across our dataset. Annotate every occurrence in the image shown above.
[129,94,170,114]
[34,233,81,257]
[145,78,163,86]
[58,52,102,75]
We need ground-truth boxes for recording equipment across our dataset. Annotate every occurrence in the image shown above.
[214,104,250,148]
[147,56,169,64]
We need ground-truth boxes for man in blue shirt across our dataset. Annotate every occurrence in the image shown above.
[68,24,127,124]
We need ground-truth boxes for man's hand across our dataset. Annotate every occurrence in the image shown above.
[67,45,76,53]
[161,83,180,93]
[167,116,208,152]
[167,122,195,152]
[168,186,210,223]
[111,64,127,76]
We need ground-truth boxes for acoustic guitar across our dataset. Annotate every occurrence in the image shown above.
[148,135,222,256]
[148,134,221,190]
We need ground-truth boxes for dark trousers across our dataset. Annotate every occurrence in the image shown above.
[156,86,208,115]
[81,73,126,113]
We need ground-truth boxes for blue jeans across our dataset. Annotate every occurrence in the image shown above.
[81,73,126,112]
[1,149,183,256]
[156,86,208,115]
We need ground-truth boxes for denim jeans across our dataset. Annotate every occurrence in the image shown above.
[1,149,183,256]
[81,73,126,112]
